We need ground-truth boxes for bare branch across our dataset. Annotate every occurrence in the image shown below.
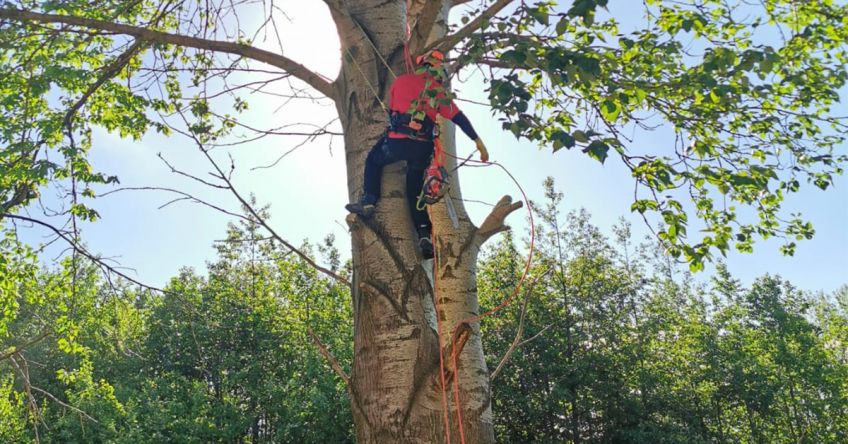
[98,186,247,219]
[173,110,351,288]
[0,7,336,98]
[432,0,513,53]
[308,328,350,385]
[2,213,163,292]
[490,269,551,382]
[475,195,523,246]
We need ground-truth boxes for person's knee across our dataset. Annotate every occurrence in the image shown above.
[366,143,384,164]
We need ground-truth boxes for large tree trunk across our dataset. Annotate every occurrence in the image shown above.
[329,1,518,442]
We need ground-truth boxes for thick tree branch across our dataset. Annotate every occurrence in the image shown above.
[474,195,523,246]
[432,0,513,52]
[410,0,444,54]
[0,8,336,98]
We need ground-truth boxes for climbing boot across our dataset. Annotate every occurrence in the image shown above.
[417,226,434,259]
[345,195,376,218]
[418,236,434,260]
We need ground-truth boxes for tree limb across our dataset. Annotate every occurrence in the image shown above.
[0,331,51,363]
[0,185,37,218]
[475,195,523,246]
[9,354,99,424]
[409,0,444,54]
[63,40,147,130]
[308,328,350,385]
[432,0,513,52]
[2,213,163,292]
[0,7,336,98]
[172,110,351,288]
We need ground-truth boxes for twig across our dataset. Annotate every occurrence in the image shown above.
[1,214,163,292]
[490,268,551,382]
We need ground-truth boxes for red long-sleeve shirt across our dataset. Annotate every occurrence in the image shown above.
[387,73,461,140]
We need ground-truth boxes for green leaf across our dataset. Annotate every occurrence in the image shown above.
[583,140,609,163]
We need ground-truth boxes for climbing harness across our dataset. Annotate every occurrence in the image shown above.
[389,110,437,140]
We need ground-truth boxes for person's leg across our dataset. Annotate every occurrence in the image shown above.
[347,136,393,216]
[403,140,435,258]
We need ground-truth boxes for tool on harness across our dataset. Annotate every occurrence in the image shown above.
[416,124,448,210]
[416,49,445,67]
[415,131,459,229]
[419,164,450,208]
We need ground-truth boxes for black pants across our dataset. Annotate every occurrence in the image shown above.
[363,136,434,233]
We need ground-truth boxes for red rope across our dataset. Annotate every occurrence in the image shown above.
[403,0,415,73]
[432,153,537,444]
[431,229,452,444]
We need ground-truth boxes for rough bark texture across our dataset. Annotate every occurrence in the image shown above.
[331,1,502,442]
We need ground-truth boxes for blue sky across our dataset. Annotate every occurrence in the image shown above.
[12,1,848,294]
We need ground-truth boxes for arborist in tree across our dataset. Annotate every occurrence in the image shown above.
[345,49,489,259]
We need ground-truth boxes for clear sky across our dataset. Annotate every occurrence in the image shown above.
[13,1,848,294]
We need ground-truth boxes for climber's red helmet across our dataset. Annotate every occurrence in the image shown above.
[416,49,445,67]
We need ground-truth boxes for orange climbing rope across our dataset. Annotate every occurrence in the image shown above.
[429,152,536,444]
[432,233,452,444]
[403,0,415,73]
[402,4,535,441]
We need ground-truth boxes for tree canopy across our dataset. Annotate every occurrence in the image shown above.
[1,0,846,269]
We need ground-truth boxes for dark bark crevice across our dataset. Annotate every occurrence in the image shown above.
[360,279,409,322]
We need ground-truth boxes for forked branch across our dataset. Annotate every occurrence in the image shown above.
[475,195,523,246]
[490,268,551,382]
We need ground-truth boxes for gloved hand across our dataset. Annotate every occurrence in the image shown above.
[475,138,489,162]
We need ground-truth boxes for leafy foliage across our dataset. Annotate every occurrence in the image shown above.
[459,0,848,268]
[1,179,845,442]
[1,213,354,443]
[477,178,848,443]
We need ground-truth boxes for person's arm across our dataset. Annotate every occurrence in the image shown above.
[450,112,477,140]
[450,111,489,162]
[431,82,490,162]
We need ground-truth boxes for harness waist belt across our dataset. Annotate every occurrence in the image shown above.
[389,111,436,140]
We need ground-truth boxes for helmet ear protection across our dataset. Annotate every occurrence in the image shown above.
[415,49,445,67]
